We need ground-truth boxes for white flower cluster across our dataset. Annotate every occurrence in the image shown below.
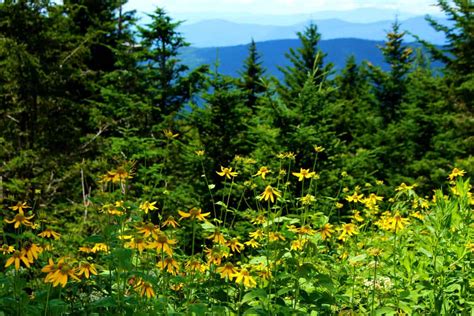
[363,276,393,290]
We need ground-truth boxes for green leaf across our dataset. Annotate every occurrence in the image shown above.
[243,307,267,315]
[241,289,267,304]
[83,235,105,243]
[216,201,227,209]
[92,297,116,308]
[444,283,461,293]
[375,307,397,315]
[418,247,433,258]
[188,303,208,315]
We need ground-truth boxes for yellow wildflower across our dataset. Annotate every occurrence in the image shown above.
[139,201,157,214]
[314,145,325,153]
[162,216,180,228]
[352,211,364,222]
[227,238,244,253]
[448,168,466,181]
[5,250,31,270]
[125,237,148,253]
[148,232,177,256]
[163,129,179,139]
[91,243,109,253]
[268,231,286,242]
[320,223,334,240]
[38,228,61,240]
[23,242,42,263]
[42,258,80,288]
[345,192,364,203]
[389,212,409,232]
[233,268,257,288]
[216,166,238,179]
[134,279,155,298]
[9,201,30,213]
[178,208,210,221]
[395,183,417,192]
[251,214,266,225]
[249,229,264,240]
[290,238,307,251]
[337,223,358,241]
[410,211,424,220]
[205,247,227,266]
[1,244,15,255]
[300,194,316,205]
[4,213,34,229]
[216,262,237,280]
[297,225,316,236]
[258,185,281,203]
[244,239,261,249]
[136,222,160,239]
[207,229,227,245]
[79,246,93,253]
[185,258,208,273]
[292,168,315,181]
[77,262,98,279]
[157,257,179,275]
[254,166,271,179]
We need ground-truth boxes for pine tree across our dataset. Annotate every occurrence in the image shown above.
[192,72,251,169]
[333,56,380,145]
[0,1,96,199]
[239,39,266,112]
[369,20,413,123]
[137,8,207,125]
[277,23,333,105]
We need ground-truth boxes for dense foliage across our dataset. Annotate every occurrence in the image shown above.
[0,0,472,315]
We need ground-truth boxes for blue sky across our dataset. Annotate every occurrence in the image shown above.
[125,0,441,15]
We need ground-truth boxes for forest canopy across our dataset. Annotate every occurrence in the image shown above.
[0,0,472,315]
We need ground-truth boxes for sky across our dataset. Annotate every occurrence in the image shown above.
[124,0,442,16]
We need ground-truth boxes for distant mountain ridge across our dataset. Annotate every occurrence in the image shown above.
[178,17,448,47]
[180,38,440,79]
[181,38,384,79]
[166,8,441,25]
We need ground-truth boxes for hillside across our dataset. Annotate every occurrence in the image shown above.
[178,17,448,47]
[181,38,387,78]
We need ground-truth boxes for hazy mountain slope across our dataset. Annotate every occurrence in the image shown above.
[180,38,386,79]
[178,17,448,47]
[168,8,427,25]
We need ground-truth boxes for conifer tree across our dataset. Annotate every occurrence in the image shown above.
[277,23,333,105]
[239,39,266,112]
[192,72,251,171]
[0,1,96,198]
[333,56,379,145]
[369,20,413,123]
[137,8,207,126]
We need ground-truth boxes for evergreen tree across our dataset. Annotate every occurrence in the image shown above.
[415,0,474,179]
[137,8,207,125]
[239,39,266,112]
[0,1,95,199]
[333,56,380,146]
[336,55,370,101]
[277,23,333,105]
[64,0,126,72]
[369,20,413,124]
[191,70,252,182]
[422,0,473,78]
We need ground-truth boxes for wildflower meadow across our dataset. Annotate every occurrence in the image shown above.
[0,0,472,315]
[1,155,472,314]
